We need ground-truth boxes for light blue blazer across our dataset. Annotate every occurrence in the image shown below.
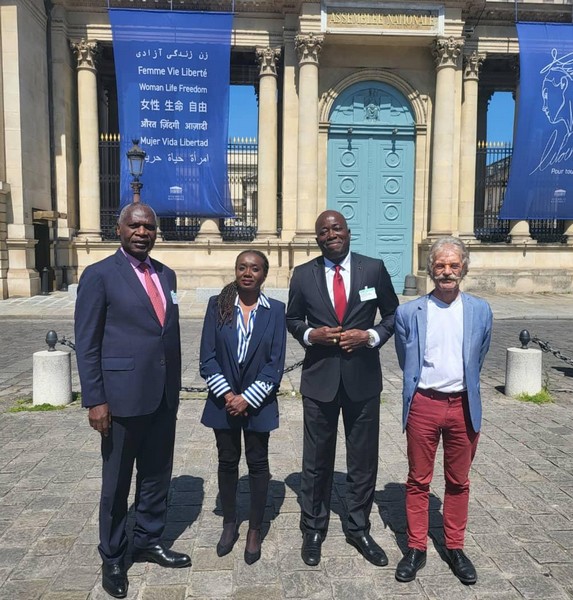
[394,292,493,433]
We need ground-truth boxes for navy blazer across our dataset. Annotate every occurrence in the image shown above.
[395,292,493,432]
[199,295,286,432]
[74,249,181,417]
[286,252,399,403]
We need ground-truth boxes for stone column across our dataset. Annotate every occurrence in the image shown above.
[430,36,463,236]
[459,51,483,239]
[256,47,281,237]
[508,57,533,244]
[294,33,323,239]
[71,40,101,240]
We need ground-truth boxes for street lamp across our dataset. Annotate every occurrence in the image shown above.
[126,139,146,203]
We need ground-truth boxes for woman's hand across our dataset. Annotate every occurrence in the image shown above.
[225,393,249,417]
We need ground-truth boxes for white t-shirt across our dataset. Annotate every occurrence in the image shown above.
[418,293,465,393]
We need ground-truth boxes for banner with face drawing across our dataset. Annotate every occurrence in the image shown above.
[110,9,234,217]
[500,22,573,219]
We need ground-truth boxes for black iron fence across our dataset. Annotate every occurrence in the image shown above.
[99,135,260,241]
[474,141,566,243]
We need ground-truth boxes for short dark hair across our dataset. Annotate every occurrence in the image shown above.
[117,202,157,226]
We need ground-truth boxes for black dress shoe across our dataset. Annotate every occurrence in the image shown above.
[395,548,427,582]
[132,543,191,568]
[244,528,262,565]
[301,531,323,566]
[217,522,239,557]
[102,562,128,599]
[445,548,477,584]
[345,533,388,567]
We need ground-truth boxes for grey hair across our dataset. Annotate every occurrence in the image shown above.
[117,202,157,226]
[426,236,469,279]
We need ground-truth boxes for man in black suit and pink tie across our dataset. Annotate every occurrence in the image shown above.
[75,202,190,598]
[286,210,399,567]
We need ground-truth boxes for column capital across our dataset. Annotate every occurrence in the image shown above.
[432,36,463,69]
[463,50,484,81]
[295,33,324,66]
[70,39,100,71]
[256,47,282,77]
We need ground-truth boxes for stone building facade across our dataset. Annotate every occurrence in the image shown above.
[1,0,572,298]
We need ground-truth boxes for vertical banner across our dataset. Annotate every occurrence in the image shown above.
[501,23,573,219]
[109,9,234,217]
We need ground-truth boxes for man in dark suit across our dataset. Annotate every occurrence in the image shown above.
[286,210,399,567]
[75,202,190,599]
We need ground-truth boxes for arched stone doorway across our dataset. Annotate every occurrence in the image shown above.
[327,80,415,290]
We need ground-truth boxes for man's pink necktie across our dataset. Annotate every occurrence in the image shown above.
[333,264,347,323]
[138,262,165,326]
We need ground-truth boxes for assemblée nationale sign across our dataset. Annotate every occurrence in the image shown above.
[325,7,441,35]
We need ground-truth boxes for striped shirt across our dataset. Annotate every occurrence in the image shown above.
[206,292,274,409]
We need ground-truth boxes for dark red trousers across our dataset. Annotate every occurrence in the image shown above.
[405,389,479,550]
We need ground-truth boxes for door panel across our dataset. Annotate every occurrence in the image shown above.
[327,81,415,292]
[328,133,414,291]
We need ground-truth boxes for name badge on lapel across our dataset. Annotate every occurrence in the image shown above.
[359,286,377,302]
[170,290,178,305]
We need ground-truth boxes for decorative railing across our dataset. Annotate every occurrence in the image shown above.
[474,141,565,243]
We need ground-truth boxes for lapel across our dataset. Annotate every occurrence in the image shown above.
[461,292,473,366]
[415,296,429,372]
[244,301,271,366]
[312,257,338,322]
[224,310,241,382]
[114,249,160,325]
[344,252,365,323]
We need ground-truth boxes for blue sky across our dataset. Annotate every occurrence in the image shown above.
[487,92,515,143]
[228,86,258,140]
[228,86,516,144]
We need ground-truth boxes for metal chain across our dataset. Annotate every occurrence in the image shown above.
[531,336,573,367]
[283,360,304,373]
[59,336,76,351]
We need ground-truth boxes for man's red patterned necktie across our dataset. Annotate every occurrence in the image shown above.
[138,262,165,326]
[333,264,347,323]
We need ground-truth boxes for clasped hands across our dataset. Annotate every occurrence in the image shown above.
[224,391,249,417]
[309,326,369,352]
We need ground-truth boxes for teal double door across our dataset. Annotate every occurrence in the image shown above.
[327,81,415,291]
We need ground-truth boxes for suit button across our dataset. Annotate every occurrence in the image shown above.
[160,359,166,366]
[413,377,417,381]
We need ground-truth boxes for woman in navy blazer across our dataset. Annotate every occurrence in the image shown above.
[200,250,286,565]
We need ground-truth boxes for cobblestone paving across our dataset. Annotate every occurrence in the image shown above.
[0,302,572,598]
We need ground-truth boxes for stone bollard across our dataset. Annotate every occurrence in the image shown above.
[505,330,542,397]
[32,331,72,406]
[68,283,78,301]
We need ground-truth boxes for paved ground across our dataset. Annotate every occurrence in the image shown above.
[0,292,573,599]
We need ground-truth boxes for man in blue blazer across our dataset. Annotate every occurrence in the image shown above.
[75,203,190,599]
[394,236,492,585]
[287,210,399,567]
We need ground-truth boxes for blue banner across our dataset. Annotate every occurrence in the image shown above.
[500,23,573,219]
[109,9,234,217]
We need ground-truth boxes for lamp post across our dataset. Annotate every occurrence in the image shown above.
[126,139,146,203]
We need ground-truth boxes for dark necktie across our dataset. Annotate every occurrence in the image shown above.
[138,262,165,326]
[333,264,347,323]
